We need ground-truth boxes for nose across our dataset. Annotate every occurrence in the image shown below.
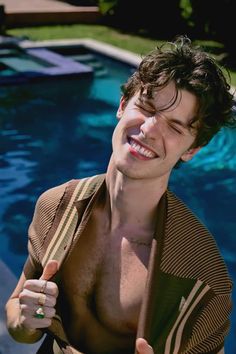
[140,116,162,140]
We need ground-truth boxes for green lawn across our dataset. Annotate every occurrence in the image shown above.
[7,24,165,55]
[7,24,236,87]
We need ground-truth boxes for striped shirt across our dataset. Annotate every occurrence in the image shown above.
[24,174,233,354]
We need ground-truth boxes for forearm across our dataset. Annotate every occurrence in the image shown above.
[5,298,43,343]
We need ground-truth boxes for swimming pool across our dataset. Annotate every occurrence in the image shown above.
[0,42,235,352]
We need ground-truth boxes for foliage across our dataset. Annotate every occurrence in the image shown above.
[179,0,193,23]
[97,0,187,38]
[95,0,236,67]
[97,0,117,15]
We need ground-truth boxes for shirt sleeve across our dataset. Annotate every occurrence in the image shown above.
[186,291,233,353]
[23,181,69,279]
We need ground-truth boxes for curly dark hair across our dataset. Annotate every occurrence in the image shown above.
[121,35,236,148]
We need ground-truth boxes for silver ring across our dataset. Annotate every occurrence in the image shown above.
[40,280,47,293]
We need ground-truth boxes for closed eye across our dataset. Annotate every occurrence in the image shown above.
[167,121,184,135]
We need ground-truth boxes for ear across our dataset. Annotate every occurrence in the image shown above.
[181,146,201,162]
[116,96,125,120]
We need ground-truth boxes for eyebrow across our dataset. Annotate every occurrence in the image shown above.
[137,94,198,131]
[137,96,155,108]
[138,96,193,129]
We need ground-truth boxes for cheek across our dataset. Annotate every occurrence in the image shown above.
[111,126,119,147]
[164,135,194,158]
[112,123,126,149]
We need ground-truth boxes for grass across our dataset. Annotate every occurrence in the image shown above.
[7,24,165,55]
[7,24,236,87]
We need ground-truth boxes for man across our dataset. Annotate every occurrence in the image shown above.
[5,36,235,353]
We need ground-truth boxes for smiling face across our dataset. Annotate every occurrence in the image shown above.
[111,81,201,182]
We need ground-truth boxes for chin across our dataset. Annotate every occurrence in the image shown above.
[116,164,153,180]
[115,162,139,179]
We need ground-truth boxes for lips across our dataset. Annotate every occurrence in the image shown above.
[128,137,158,159]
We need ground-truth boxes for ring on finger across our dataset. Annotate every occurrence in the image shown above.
[34,306,45,319]
[38,293,46,306]
[40,280,47,293]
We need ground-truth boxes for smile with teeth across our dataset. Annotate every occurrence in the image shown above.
[128,138,157,158]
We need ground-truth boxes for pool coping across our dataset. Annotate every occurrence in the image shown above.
[18,38,236,98]
[19,38,142,68]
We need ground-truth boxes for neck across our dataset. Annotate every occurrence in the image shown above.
[105,158,168,233]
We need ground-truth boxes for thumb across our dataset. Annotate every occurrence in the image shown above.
[40,260,59,281]
[136,338,153,354]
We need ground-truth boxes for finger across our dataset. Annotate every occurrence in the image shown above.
[40,260,59,281]
[136,338,154,354]
[19,288,57,307]
[20,303,56,319]
[20,312,52,330]
[23,280,59,297]
[37,293,57,307]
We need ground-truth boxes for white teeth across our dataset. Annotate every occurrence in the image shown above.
[130,139,156,158]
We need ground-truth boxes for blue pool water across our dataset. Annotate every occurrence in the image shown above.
[0,47,235,352]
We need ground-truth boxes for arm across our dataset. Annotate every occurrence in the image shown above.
[5,182,67,343]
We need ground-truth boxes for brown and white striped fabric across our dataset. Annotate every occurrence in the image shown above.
[24,174,233,354]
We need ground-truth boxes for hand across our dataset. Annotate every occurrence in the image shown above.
[19,260,59,330]
[136,338,154,354]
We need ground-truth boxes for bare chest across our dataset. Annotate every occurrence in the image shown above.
[96,236,151,333]
[60,212,152,352]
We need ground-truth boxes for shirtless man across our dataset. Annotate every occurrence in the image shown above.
[5,36,235,353]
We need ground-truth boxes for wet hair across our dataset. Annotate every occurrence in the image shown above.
[121,35,236,148]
